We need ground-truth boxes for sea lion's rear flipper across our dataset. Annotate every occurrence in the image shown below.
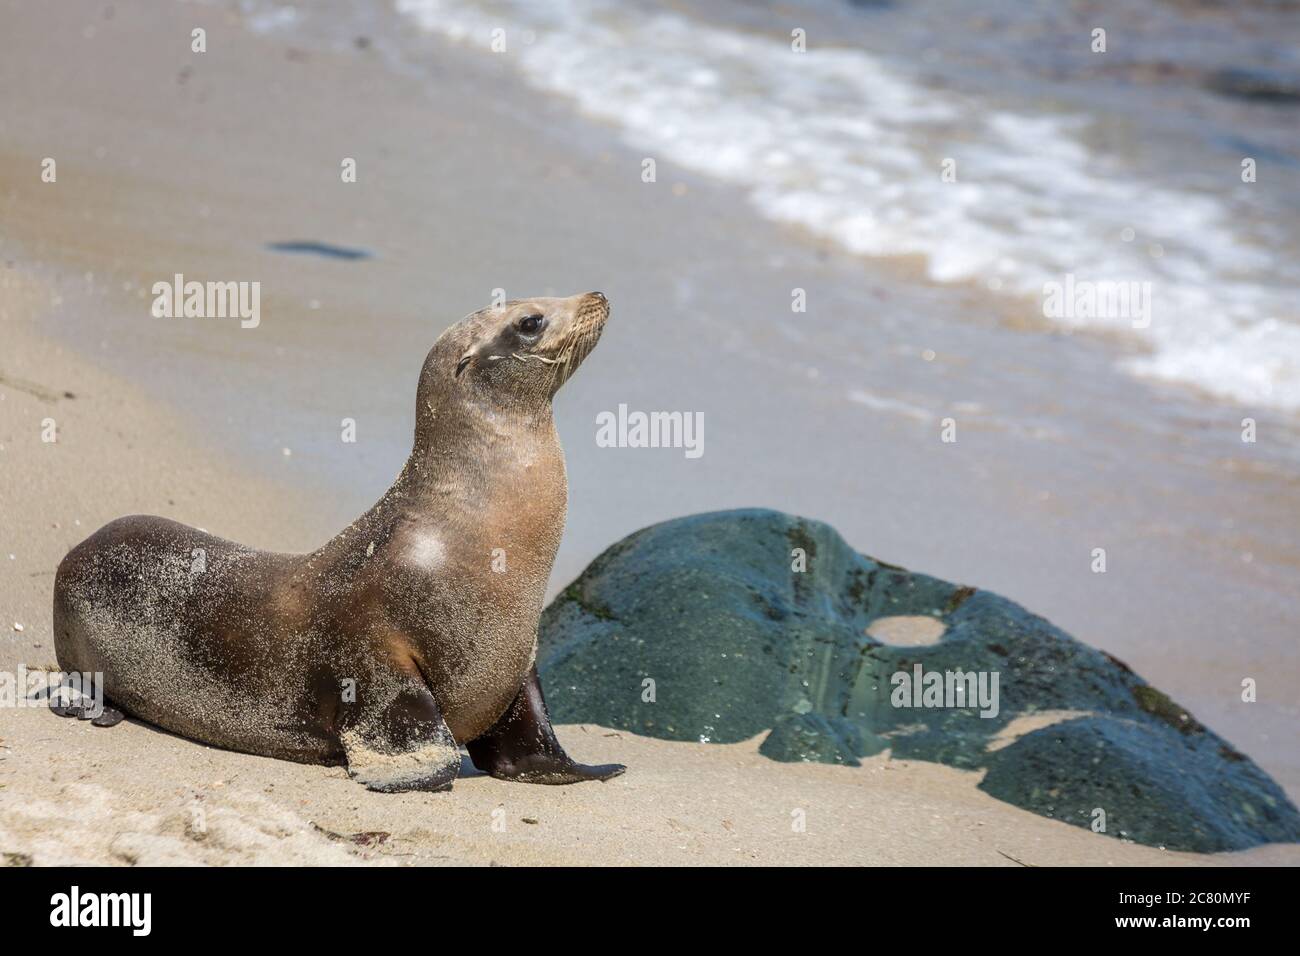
[48,699,85,718]
[91,705,125,727]
[342,685,460,793]
[467,665,626,785]
[49,700,124,725]
[47,676,124,727]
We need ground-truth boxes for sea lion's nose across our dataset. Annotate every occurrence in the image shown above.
[588,291,606,304]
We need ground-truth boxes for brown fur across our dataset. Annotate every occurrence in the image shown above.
[53,292,622,792]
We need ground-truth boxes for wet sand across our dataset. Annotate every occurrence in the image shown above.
[1,0,1297,864]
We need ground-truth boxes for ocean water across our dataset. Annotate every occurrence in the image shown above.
[372,0,1300,413]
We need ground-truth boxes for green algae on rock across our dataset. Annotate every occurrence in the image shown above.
[538,509,1300,853]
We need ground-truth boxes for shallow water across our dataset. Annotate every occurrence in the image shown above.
[382,0,1300,412]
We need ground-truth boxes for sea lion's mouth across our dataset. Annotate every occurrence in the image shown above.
[543,292,609,387]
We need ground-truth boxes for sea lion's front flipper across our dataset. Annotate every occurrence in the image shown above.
[342,684,461,793]
[467,665,626,785]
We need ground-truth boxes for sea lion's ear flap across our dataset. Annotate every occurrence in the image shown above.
[455,351,474,377]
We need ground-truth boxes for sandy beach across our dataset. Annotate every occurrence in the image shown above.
[2,0,1297,865]
[1,309,1296,865]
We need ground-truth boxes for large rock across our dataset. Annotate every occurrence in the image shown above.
[538,509,1300,852]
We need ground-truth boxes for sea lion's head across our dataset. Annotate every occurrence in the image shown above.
[418,292,610,420]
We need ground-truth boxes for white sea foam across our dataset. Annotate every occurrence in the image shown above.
[394,0,1300,411]
[242,2,301,35]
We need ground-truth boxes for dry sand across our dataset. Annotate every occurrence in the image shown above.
[2,295,1296,868]
[1,0,1296,866]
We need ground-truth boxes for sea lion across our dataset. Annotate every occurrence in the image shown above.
[52,291,624,792]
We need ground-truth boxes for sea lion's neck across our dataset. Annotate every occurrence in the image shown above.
[402,400,560,499]
[311,396,566,567]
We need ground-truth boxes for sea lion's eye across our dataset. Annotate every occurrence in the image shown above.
[518,314,544,335]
